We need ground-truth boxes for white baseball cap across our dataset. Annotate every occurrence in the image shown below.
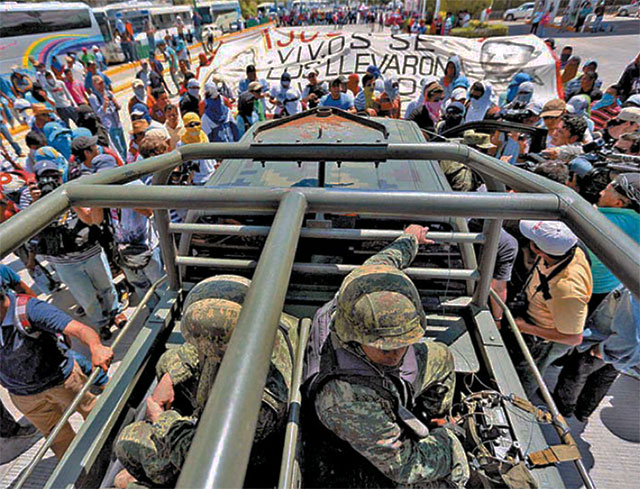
[519,220,578,257]
[618,107,640,125]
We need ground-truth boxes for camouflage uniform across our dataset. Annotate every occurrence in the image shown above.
[304,234,469,488]
[115,276,297,487]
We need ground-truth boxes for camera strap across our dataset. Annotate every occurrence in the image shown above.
[534,247,576,301]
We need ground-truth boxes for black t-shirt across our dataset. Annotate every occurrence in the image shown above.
[180,93,200,117]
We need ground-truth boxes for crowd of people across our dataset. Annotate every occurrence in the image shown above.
[0,22,639,489]
[270,4,475,34]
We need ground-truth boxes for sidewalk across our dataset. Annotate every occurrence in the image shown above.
[8,43,206,137]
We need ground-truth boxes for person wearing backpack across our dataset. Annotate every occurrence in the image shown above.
[508,220,593,396]
[0,276,113,458]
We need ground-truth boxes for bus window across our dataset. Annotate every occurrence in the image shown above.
[94,11,112,43]
[0,9,92,38]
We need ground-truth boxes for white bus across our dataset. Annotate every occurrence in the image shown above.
[0,1,106,76]
[195,0,243,32]
[93,1,193,63]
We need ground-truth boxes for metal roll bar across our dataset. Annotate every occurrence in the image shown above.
[14,276,167,489]
[174,256,480,281]
[0,140,637,489]
[1,142,636,296]
[489,289,597,489]
[278,318,313,489]
[168,223,487,243]
[176,192,308,489]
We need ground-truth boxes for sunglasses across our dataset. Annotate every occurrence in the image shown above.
[186,122,201,128]
[133,132,145,138]
[543,115,559,120]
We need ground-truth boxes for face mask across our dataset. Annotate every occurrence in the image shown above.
[425,100,443,120]
[281,80,291,89]
[600,93,614,105]
[470,93,482,100]
[38,176,61,196]
[188,87,200,98]
[134,87,146,100]
[426,100,443,111]
[445,111,463,124]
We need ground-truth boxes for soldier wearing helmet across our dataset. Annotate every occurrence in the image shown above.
[302,225,469,488]
[114,275,298,488]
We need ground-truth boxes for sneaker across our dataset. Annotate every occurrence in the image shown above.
[99,325,113,341]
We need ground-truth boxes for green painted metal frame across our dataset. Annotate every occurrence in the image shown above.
[176,191,308,488]
[44,285,181,489]
[1,142,636,296]
[0,140,637,489]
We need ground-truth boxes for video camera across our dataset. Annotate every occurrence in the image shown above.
[500,108,534,124]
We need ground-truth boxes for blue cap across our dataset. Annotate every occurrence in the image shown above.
[72,127,93,140]
[92,154,118,172]
[569,156,593,177]
[43,122,71,142]
[34,160,61,176]
[366,65,382,79]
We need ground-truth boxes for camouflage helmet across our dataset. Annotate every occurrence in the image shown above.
[183,274,251,310]
[181,298,242,363]
[333,264,426,350]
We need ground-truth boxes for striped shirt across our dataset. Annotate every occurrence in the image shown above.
[590,104,621,132]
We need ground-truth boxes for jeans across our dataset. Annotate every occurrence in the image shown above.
[52,249,120,329]
[502,326,572,397]
[169,70,181,94]
[109,126,127,160]
[0,120,22,156]
[1,97,14,126]
[553,349,619,419]
[13,245,60,295]
[121,246,164,310]
[519,335,571,397]
[147,35,156,56]
[592,16,603,32]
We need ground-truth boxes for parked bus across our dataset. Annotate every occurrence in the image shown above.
[195,0,243,30]
[0,1,105,75]
[93,1,193,64]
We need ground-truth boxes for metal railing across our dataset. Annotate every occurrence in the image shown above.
[1,141,638,489]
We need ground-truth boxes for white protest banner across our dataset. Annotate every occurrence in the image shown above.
[202,25,560,104]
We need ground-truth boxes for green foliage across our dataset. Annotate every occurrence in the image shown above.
[239,0,257,19]
[450,23,509,38]
[437,0,493,16]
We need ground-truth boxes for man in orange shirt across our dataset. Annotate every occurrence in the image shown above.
[510,220,593,396]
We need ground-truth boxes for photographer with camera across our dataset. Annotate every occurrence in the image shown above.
[600,107,640,147]
[541,114,588,161]
[27,160,125,340]
[506,220,592,397]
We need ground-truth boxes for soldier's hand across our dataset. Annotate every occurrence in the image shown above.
[404,224,434,245]
[91,344,114,372]
[146,396,164,423]
[151,373,175,409]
